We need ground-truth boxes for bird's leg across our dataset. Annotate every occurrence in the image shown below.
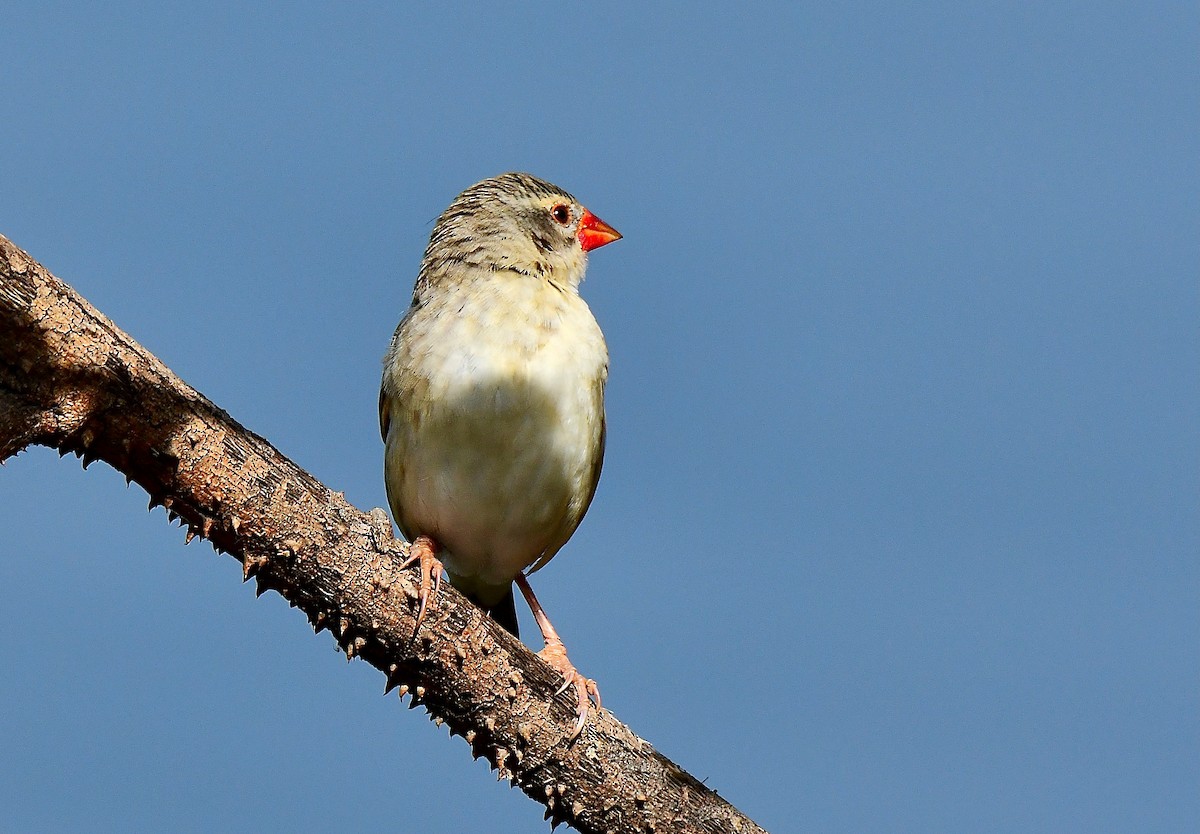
[398,535,444,635]
[515,573,600,739]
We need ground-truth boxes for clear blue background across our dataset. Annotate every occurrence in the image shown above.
[1,4,1196,832]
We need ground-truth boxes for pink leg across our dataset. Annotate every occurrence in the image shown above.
[515,573,600,739]
[398,535,444,635]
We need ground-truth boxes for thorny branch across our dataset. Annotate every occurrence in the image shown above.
[0,235,767,834]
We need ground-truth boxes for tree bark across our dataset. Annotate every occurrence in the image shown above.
[0,235,767,834]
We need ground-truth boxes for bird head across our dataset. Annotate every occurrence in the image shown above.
[419,173,621,292]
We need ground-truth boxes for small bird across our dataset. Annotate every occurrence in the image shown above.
[380,172,621,735]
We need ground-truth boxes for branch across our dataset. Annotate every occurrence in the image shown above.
[0,235,766,834]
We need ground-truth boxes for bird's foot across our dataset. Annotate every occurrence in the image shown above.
[398,535,444,635]
[515,573,600,739]
[538,638,601,739]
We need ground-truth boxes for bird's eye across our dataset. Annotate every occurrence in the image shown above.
[550,204,572,226]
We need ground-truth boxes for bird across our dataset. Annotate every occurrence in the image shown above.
[379,172,621,736]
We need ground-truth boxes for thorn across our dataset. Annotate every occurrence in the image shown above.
[125,474,133,486]
[556,784,567,797]
[397,684,409,699]
[202,518,214,537]
[162,496,174,509]
[254,577,268,597]
[242,554,268,581]
[544,785,554,798]
[415,686,426,699]
[185,529,197,544]
[167,510,179,524]
[337,617,351,637]
[433,716,443,728]
[464,730,476,744]
[495,747,508,769]
[148,495,161,511]
[384,667,403,695]
[230,516,241,534]
[81,451,97,469]
[485,716,496,733]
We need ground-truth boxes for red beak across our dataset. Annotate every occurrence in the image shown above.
[577,210,622,252]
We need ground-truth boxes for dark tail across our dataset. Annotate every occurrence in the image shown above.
[484,587,520,637]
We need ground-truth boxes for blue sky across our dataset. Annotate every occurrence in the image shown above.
[1,3,1196,832]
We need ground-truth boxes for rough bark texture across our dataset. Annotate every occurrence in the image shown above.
[0,235,767,834]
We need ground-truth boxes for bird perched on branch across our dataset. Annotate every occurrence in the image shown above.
[380,172,621,735]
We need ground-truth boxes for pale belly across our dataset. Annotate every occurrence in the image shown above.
[382,279,606,601]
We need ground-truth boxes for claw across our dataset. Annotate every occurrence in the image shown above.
[399,536,445,636]
[539,660,599,740]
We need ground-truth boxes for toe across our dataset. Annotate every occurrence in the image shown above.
[571,676,589,738]
[402,536,445,635]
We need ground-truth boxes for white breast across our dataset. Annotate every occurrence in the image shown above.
[382,272,607,599]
